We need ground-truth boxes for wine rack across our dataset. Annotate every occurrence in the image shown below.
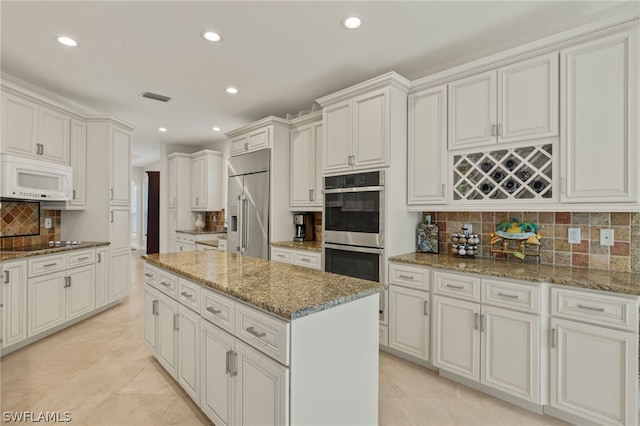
[452,144,553,201]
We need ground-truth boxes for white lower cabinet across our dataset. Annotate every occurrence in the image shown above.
[178,305,200,401]
[28,272,66,336]
[109,250,130,300]
[157,292,179,379]
[65,264,96,320]
[270,246,321,270]
[389,285,430,361]
[95,246,110,307]
[1,260,27,348]
[201,319,235,426]
[143,285,159,354]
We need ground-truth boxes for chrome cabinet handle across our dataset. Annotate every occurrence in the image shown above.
[97,253,101,263]
[180,291,193,299]
[173,314,179,331]
[348,155,355,166]
[423,300,428,316]
[441,184,446,197]
[144,273,153,278]
[110,188,114,200]
[225,350,233,374]
[110,211,114,223]
[577,304,605,312]
[78,256,89,261]
[480,314,485,332]
[246,326,266,338]
[43,262,58,267]
[551,328,556,348]
[152,300,159,316]
[73,189,76,200]
[300,258,310,262]
[309,189,313,202]
[399,274,414,280]
[474,313,479,330]
[195,197,199,206]
[206,306,222,315]
[446,284,464,290]
[160,281,171,287]
[244,142,249,151]
[497,292,518,299]
[64,276,71,288]
[276,254,285,258]
[230,351,238,377]
[3,271,9,284]
[40,144,44,155]
[491,124,496,136]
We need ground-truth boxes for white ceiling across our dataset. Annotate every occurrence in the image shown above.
[2,1,638,167]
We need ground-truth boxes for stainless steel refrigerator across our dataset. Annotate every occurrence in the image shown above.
[227,149,270,259]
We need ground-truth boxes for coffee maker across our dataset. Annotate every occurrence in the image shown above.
[293,214,314,242]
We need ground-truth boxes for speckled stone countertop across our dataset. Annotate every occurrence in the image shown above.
[197,239,219,248]
[0,241,111,261]
[143,251,382,320]
[389,253,640,296]
[176,230,226,235]
[271,240,323,252]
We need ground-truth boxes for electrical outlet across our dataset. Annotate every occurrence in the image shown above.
[568,228,581,244]
[45,218,52,229]
[600,229,614,246]
[464,223,472,234]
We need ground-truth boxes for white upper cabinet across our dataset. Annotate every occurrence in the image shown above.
[560,29,638,204]
[168,155,178,209]
[231,125,272,156]
[68,118,87,208]
[317,72,409,174]
[190,149,223,211]
[408,84,448,206]
[290,111,322,210]
[448,53,558,150]
[1,89,71,164]
[109,124,131,205]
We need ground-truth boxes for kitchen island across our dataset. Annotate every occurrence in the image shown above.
[143,250,382,426]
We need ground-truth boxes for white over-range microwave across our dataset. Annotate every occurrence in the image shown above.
[1,154,73,201]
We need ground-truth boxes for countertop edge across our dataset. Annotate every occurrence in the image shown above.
[1,241,111,261]
[271,240,323,252]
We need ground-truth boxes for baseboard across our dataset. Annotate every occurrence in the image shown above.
[543,406,602,426]
[379,345,437,371]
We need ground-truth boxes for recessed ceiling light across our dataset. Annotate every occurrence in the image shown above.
[212,127,221,132]
[343,17,362,29]
[56,36,78,47]
[202,31,222,42]
[226,87,238,94]
[158,127,167,132]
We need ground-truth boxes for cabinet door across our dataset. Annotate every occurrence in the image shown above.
[69,119,87,207]
[481,306,540,403]
[550,318,637,425]
[2,260,27,348]
[109,125,131,205]
[109,250,130,300]
[178,305,200,402]
[290,125,314,208]
[231,136,248,156]
[143,284,159,355]
[408,85,447,205]
[498,53,558,143]
[248,127,270,151]
[353,88,389,169]
[38,105,70,164]
[560,30,638,203]
[448,70,497,149]
[235,340,289,426]
[65,265,95,320]
[168,209,177,242]
[109,208,130,252]
[190,156,204,209]
[95,247,110,307]
[312,122,323,207]
[28,272,66,336]
[432,295,480,381]
[157,293,179,379]
[201,319,235,426]
[323,101,352,173]
[389,286,430,361]
[168,158,177,208]
[1,92,38,157]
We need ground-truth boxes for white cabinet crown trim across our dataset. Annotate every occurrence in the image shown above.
[316,71,410,107]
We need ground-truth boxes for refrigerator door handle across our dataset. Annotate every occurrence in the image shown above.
[242,196,248,251]
[237,194,243,252]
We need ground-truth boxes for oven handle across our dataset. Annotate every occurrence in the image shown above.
[323,186,384,194]
[323,243,384,255]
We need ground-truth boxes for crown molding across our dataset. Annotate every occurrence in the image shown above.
[225,115,290,138]
[289,110,322,127]
[315,71,410,107]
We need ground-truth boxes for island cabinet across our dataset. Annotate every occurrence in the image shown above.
[270,246,321,270]
[432,270,545,404]
[448,52,558,150]
[143,252,381,426]
[548,287,638,426]
[560,28,639,204]
[316,72,410,174]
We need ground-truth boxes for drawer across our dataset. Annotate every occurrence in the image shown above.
[235,303,290,365]
[28,254,66,277]
[388,262,430,291]
[434,270,480,302]
[196,243,216,251]
[157,270,178,299]
[293,250,321,270]
[178,278,200,312]
[201,287,235,334]
[551,287,638,332]
[176,234,196,244]
[218,239,227,252]
[271,247,293,264]
[379,324,389,346]
[143,264,158,287]
[67,249,95,269]
[481,278,540,314]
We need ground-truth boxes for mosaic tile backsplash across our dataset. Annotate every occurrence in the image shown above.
[424,211,640,273]
[1,200,40,237]
[204,210,226,233]
[1,201,61,250]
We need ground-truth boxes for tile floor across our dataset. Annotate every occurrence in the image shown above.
[1,250,567,425]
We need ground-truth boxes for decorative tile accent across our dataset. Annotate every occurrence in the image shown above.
[1,203,61,250]
[427,210,639,273]
[1,200,39,237]
[204,209,225,233]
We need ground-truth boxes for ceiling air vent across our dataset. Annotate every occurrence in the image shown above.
[141,91,172,102]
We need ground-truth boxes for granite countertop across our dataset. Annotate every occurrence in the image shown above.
[143,251,382,320]
[196,239,219,248]
[176,230,226,235]
[389,252,640,296]
[271,240,323,252]
[0,241,111,261]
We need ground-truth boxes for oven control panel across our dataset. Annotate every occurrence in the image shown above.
[324,171,382,189]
